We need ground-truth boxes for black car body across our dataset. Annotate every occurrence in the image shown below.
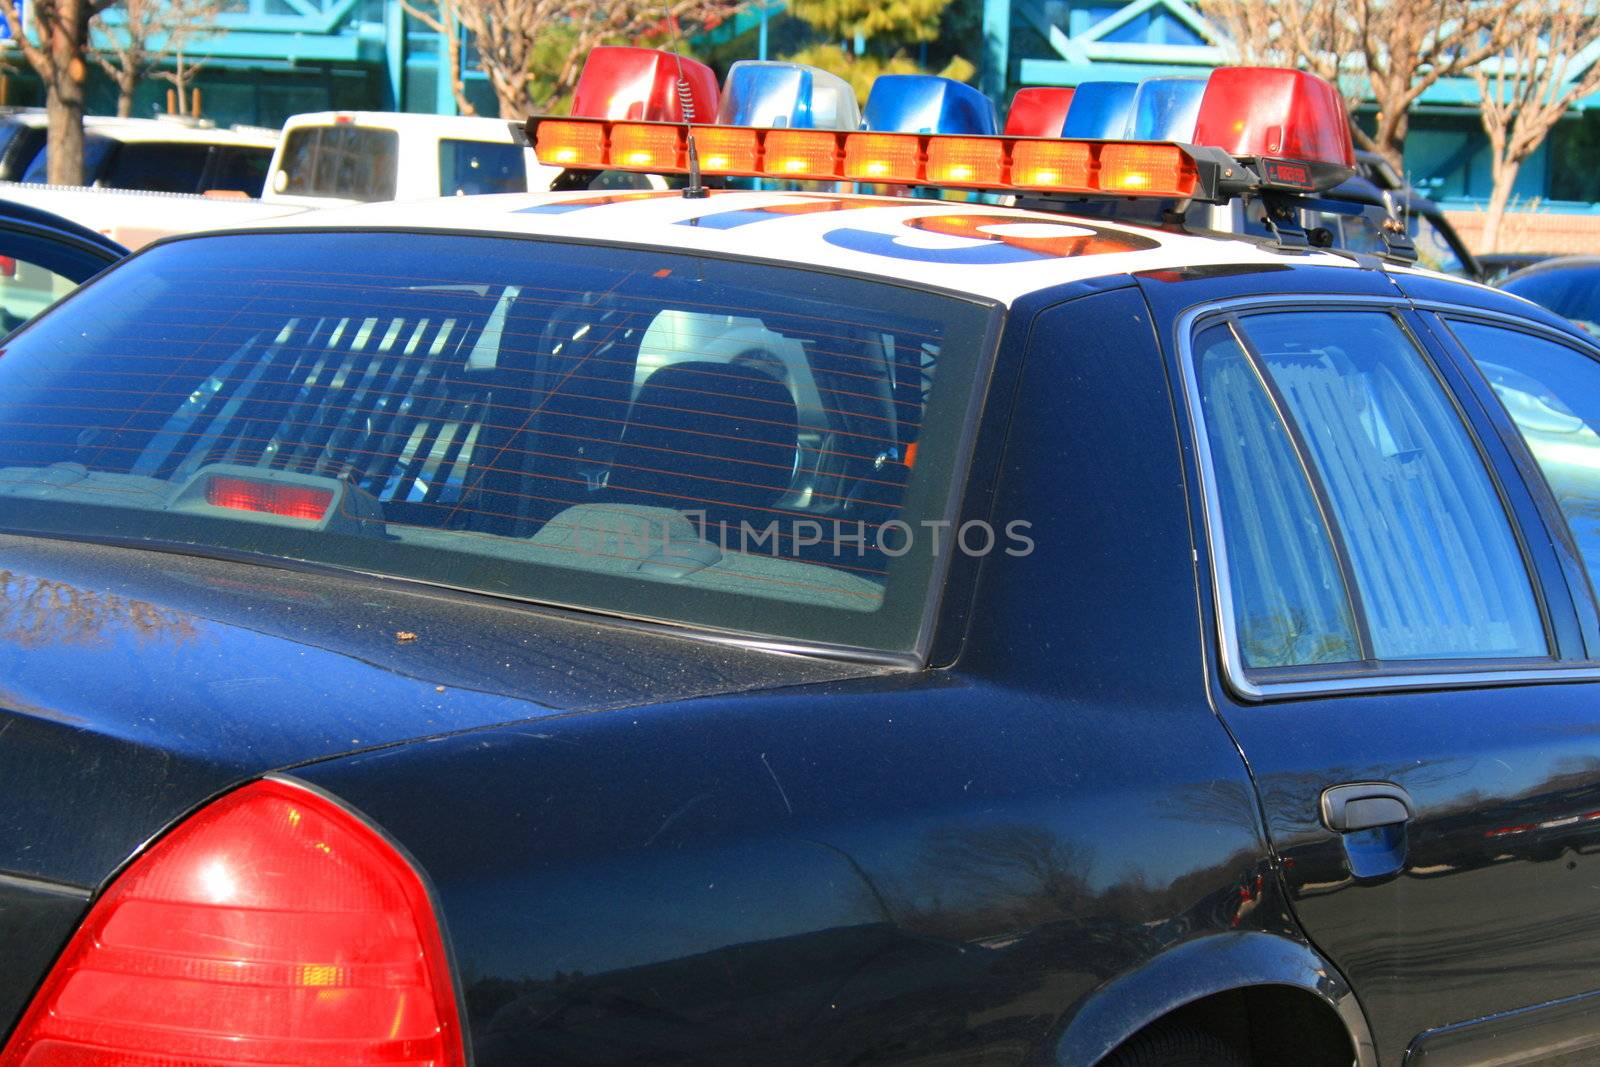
[2,187,1600,1067]
[1499,255,1600,336]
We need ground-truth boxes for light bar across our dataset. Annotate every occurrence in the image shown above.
[717,60,860,131]
[530,117,1200,197]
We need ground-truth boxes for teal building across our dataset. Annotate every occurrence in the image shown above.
[10,0,1598,214]
[980,0,1600,212]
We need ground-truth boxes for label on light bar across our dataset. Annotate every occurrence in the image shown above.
[1261,158,1315,190]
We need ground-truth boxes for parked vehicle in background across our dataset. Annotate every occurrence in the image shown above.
[0,198,124,331]
[1500,256,1600,336]
[0,115,288,248]
[18,116,276,196]
[262,112,567,206]
[1481,252,1557,284]
[0,184,305,250]
[1350,150,1482,280]
[0,109,49,182]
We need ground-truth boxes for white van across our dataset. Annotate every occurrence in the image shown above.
[262,112,566,207]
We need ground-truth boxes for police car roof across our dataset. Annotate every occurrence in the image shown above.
[240,188,1360,305]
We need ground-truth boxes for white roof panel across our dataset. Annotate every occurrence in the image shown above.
[237,188,1358,304]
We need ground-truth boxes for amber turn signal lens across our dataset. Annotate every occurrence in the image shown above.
[1010,140,1093,190]
[1099,143,1196,197]
[609,123,682,169]
[843,133,921,183]
[535,120,606,168]
[762,130,840,179]
[925,137,1006,185]
[694,127,759,173]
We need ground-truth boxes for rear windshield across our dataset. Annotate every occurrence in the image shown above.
[102,141,214,193]
[0,232,995,653]
[280,126,399,201]
[22,135,117,184]
[208,145,274,195]
[439,138,526,196]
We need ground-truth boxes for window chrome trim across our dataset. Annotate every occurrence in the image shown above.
[1412,299,1600,353]
[1176,293,1596,702]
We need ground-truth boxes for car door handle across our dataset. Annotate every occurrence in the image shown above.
[1320,782,1415,833]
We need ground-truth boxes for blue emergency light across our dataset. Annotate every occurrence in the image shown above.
[1060,82,1138,138]
[862,75,998,135]
[716,61,860,130]
[1126,76,1207,140]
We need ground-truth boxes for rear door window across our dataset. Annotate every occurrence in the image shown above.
[280,126,399,201]
[438,139,526,195]
[1450,320,1600,594]
[1194,308,1547,676]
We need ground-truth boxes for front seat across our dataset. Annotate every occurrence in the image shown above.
[606,359,799,533]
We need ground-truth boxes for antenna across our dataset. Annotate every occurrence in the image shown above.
[666,8,709,199]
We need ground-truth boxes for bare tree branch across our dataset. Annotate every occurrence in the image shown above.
[92,0,226,117]
[1473,0,1600,252]
[416,0,743,120]
[1197,0,1524,170]
[396,0,476,114]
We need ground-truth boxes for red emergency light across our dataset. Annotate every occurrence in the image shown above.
[1004,87,1076,137]
[1191,66,1355,170]
[570,45,719,123]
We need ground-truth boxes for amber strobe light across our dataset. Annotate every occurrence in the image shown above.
[1009,139,1093,190]
[534,119,606,168]
[762,129,840,178]
[1099,143,1196,196]
[926,136,1006,185]
[531,117,1205,198]
[843,133,921,182]
[0,780,465,1067]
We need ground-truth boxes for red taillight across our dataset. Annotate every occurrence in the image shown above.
[205,475,332,521]
[0,780,465,1067]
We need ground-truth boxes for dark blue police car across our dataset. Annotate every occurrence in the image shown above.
[0,53,1595,1067]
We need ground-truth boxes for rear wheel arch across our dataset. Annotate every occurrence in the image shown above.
[1054,932,1376,1067]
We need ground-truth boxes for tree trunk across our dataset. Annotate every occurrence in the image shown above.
[44,0,90,186]
[116,65,137,117]
[1481,157,1521,256]
[45,70,87,185]
[1373,110,1408,177]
